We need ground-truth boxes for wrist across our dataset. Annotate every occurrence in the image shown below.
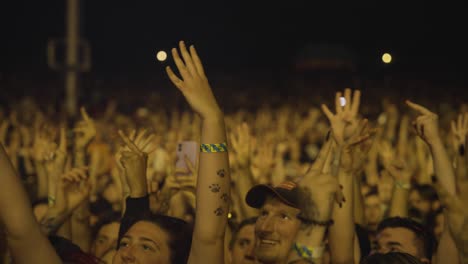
[427,134,443,148]
[395,180,411,190]
[129,185,148,198]
[201,110,224,122]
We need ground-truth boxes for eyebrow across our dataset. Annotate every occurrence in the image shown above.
[139,237,160,250]
[122,235,161,250]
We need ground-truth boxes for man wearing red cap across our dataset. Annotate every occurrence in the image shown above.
[246,172,338,264]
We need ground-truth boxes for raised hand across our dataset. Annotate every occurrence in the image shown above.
[41,166,89,236]
[166,157,197,192]
[32,123,57,162]
[73,107,96,150]
[118,129,157,197]
[321,88,362,146]
[299,140,339,222]
[166,41,229,264]
[451,112,468,154]
[54,167,90,213]
[229,122,253,168]
[45,126,68,174]
[406,100,441,146]
[45,126,69,199]
[166,41,222,119]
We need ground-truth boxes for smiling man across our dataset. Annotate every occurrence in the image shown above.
[245,181,311,264]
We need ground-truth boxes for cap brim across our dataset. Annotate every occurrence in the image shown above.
[245,184,297,209]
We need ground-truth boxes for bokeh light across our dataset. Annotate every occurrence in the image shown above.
[156,50,167,62]
[382,53,392,64]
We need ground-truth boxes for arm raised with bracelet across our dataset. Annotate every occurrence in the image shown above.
[166,40,230,264]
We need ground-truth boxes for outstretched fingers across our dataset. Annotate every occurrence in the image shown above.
[166,66,184,91]
[171,47,191,81]
[178,41,197,77]
[350,90,361,116]
[118,130,141,154]
[189,45,206,77]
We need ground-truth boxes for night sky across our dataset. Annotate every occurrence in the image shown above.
[2,0,468,77]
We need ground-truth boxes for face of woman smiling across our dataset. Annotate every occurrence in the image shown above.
[113,221,171,264]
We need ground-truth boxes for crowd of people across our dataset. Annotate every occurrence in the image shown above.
[0,40,467,264]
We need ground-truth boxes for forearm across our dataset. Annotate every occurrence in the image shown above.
[384,118,398,142]
[0,144,39,239]
[388,183,410,217]
[329,172,355,264]
[436,226,460,264]
[40,207,70,234]
[190,114,229,262]
[430,139,456,194]
[34,160,48,198]
[1,143,61,263]
[71,202,91,252]
[364,160,379,186]
[353,176,365,226]
[74,148,86,167]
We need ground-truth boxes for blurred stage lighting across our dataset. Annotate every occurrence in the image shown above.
[156,50,167,62]
[382,53,392,64]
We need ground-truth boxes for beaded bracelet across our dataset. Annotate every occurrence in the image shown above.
[200,142,228,153]
[293,243,324,259]
[395,181,411,190]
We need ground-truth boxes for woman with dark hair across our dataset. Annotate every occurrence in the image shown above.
[115,213,193,264]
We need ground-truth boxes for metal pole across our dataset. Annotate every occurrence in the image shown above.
[65,0,79,116]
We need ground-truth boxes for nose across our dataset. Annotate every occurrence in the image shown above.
[119,245,136,262]
[257,216,275,234]
[246,240,256,257]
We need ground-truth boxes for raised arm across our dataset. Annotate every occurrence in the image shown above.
[406,101,459,263]
[0,142,61,264]
[322,88,364,264]
[166,41,229,264]
[116,129,157,243]
[406,100,455,193]
[432,165,468,264]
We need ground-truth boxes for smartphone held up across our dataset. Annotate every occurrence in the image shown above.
[175,141,198,176]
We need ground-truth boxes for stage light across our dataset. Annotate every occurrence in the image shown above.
[382,53,392,64]
[156,50,167,62]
